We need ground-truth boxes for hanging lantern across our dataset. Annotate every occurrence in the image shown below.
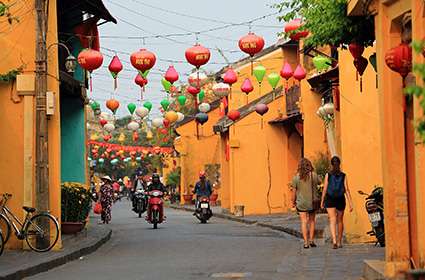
[253,64,266,85]
[130,48,156,73]
[385,42,412,80]
[348,43,365,60]
[133,131,139,142]
[255,103,269,129]
[223,67,238,85]
[188,71,208,87]
[280,62,293,92]
[103,135,112,142]
[127,121,140,131]
[108,55,123,90]
[284,19,309,41]
[293,64,306,82]
[177,95,187,106]
[241,78,254,104]
[160,99,170,111]
[227,110,241,121]
[238,32,265,57]
[99,119,107,127]
[312,55,332,72]
[152,117,163,128]
[198,89,206,102]
[267,73,280,90]
[106,99,120,114]
[185,44,211,69]
[198,102,211,113]
[135,107,149,118]
[322,103,335,115]
[161,78,172,93]
[369,53,378,88]
[143,101,153,111]
[187,86,200,96]
[104,123,115,132]
[135,74,148,88]
[195,112,208,125]
[127,103,136,115]
[163,119,171,128]
[212,82,230,97]
[176,112,185,122]
[77,49,103,92]
[165,65,179,84]
[165,111,178,124]
[353,56,368,92]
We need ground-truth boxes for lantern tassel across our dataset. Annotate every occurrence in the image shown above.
[360,76,363,93]
[375,74,378,89]
[196,123,199,139]
[114,78,117,90]
[261,118,263,129]
[250,60,253,75]
[246,94,248,105]
[356,71,359,81]
[89,72,93,93]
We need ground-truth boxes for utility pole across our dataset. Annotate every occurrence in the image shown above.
[34,0,49,212]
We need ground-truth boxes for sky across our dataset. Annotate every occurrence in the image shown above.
[92,0,283,118]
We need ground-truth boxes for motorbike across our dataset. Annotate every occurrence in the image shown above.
[133,189,148,218]
[195,196,213,224]
[358,186,385,247]
[146,190,165,229]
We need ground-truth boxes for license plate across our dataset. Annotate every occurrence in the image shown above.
[368,212,381,223]
[200,203,209,209]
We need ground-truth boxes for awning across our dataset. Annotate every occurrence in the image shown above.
[58,0,117,24]
[59,71,88,104]
[269,113,302,125]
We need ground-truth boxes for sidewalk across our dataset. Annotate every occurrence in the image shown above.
[168,204,329,239]
[0,215,111,280]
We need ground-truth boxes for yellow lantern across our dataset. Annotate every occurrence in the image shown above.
[164,111,178,124]
[118,133,126,143]
[146,130,153,140]
[90,133,99,141]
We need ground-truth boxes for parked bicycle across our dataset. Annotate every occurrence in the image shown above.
[0,193,59,252]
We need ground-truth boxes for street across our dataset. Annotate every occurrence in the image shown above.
[26,201,381,280]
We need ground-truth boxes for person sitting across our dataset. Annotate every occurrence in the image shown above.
[193,171,212,214]
[148,173,166,192]
[132,171,147,210]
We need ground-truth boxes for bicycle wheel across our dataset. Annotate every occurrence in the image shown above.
[0,231,4,256]
[0,214,11,244]
[25,213,59,252]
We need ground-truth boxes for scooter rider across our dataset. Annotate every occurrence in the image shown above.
[193,171,212,214]
[148,173,166,192]
[132,171,147,210]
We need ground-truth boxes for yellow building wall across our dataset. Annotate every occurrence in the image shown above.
[218,134,231,210]
[228,96,301,215]
[0,0,62,249]
[338,47,384,243]
[175,108,221,201]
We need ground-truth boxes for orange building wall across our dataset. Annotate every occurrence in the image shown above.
[338,47,384,243]
[175,108,222,201]
[227,96,301,215]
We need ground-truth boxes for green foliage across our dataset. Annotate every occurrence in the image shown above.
[274,0,375,48]
[0,66,24,83]
[61,182,91,222]
[405,40,425,142]
[312,152,330,180]
[0,1,19,25]
[166,167,181,187]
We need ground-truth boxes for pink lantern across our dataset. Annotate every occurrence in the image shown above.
[280,62,293,92]
[164,65,179,84]
[293,64,306,82]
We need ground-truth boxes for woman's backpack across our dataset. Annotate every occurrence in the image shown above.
[327,172,346,198]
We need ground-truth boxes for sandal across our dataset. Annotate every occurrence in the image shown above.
[309,241,317,248]
[332,243,338,249]
[303,244,310,249]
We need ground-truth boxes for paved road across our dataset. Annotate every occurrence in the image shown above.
[27,201,381,280]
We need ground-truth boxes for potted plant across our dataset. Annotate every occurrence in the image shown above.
[183,184,194,205]
[312,152,330,213]
[205,164,220,205]
[61,182,91,234]
[165,167,181,204]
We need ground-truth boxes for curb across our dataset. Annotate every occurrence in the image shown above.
[167,205,317,238]
[0,229,112,280]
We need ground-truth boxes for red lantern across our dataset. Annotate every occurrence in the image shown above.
[349,43,365,60]
[293,64,306,81]
[385,43,412,79]
[108,55,123,90]
[353,56,368,92]
[185,44,211,69]
[280,62,293,80]
[241,78,254,95]
[132,131,139,142]
[227,110,241,121]
[238,32,265,57]
[103,135,112,142]
[99,119,107,127]
[135,74,148,88]
[130,49,156,72]
[78,49,103,72]
[163,119,170,128]
[284,19,309,41]
[165,65,179,84]
[223,67,238,85]
[187,86,200,96]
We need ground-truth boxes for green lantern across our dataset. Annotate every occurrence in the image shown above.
[161,78,172,93]
[127,103,136,114]
[90,100,100,111]
[253,65,266,84]
[177,95,187,106]
[267,73,280,89]
[160,99,170,111]
[143,101,153,111]
[312,55,331,72]
[198,89,205,102]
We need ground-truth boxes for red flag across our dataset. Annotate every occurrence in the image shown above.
[219,97,228,117]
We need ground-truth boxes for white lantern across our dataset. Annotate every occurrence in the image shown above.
[152,117,164,128]
[176,112,185,122]
[104,123,115,132]
[198,102,211,113]
[135,107,149,118]
[100,112,114,122]
[212,82,230,97]
[127,121,140,131]
[188,71,208,87]
[323,103,335,115]
[86,123,91,129]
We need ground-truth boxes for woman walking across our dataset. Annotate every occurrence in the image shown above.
[99,175,114,224]
[291,158,321,249]
[321,156,353,249]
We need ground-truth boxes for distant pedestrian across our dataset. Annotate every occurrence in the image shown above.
[321,156,353,249]
[99,176,114,224]
[291,158,321,249]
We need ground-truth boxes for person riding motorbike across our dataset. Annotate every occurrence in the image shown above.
[132,171,147,210]
[193,171,212,214]
[146,173,166,221]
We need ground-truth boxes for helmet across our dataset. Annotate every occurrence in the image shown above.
[199,171,206,178]
[152,173,160,180]
[137,171,144,177]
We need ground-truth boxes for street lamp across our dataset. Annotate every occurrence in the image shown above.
[47,42,77,73]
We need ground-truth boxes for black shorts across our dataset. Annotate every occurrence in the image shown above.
[324,195,346,211]
[296,208,315,214]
